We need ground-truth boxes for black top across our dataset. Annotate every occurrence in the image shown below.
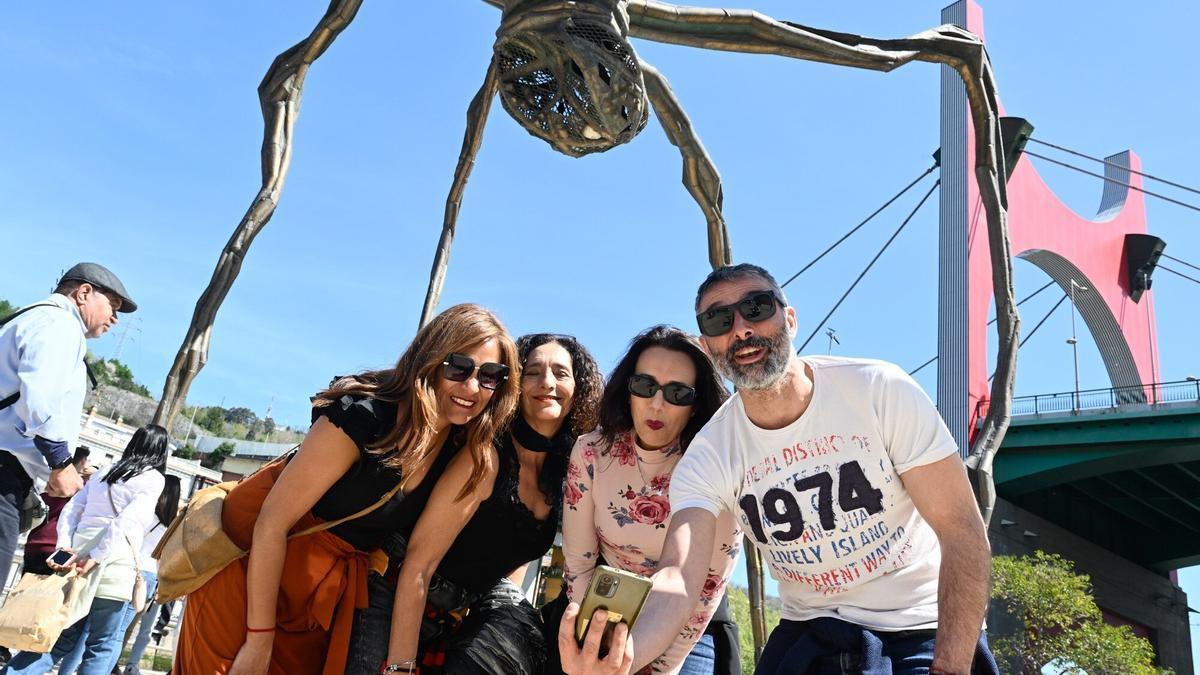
[311,394,459,551]
[436,433,560,594]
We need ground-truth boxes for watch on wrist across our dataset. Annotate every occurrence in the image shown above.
[49,457,75,471]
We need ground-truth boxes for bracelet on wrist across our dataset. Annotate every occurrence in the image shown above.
[245,626,276,634]
[380,658,417,674]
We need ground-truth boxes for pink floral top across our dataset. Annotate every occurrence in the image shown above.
[563,430,742,675]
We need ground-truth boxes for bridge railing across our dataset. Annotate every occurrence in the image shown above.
[981,379,1200,417]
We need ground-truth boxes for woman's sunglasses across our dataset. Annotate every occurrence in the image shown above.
[627,373,697,406]
[695,291,783,337]
[442,353,510,391]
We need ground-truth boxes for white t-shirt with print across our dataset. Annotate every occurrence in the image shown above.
[670,356,959,631]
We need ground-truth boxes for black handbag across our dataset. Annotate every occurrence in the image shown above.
[380,531,480,644]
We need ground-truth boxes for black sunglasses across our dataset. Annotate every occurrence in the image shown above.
[695,291,783,337]
[628,373,697,406]
[442,353,510,391]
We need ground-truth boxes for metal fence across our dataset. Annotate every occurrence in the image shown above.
[1006,380,1200,416]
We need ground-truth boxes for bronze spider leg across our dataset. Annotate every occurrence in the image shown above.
[641,62,731,268]
[419,59,502,329]
[153,0,364,428]
[624,2,1018,524]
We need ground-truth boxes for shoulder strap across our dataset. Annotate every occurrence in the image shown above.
[0,303,59,329]
[289,467,412,539]
[106,484,143,573]
[0,302,78,412]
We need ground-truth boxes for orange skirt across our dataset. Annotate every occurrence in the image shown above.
[172,461,371,675]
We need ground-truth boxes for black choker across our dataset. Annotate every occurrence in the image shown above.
[512,414,574,455]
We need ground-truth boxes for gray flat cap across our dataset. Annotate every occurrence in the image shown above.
[60,262,137,313]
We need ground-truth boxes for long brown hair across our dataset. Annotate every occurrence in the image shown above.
[315,304,519,499]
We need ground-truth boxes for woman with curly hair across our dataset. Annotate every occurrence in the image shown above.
[561,325,741,675]
[172,304,520,675]
[346,333,604,675]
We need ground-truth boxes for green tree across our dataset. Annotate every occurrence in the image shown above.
[196,406,225,435]
[89,356,152,397]
[174,444,197,460]
[224,407,257,426]
[201,441,236,470]
[0,298,14,318]
[727,585,781,673]
[991,551,1161,674]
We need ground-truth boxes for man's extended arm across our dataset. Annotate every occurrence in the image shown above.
[558,507,718,675]
[901,455,991,673]
[629,507,718,671]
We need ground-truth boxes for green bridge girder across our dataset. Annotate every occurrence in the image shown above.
[993,403,1200,572]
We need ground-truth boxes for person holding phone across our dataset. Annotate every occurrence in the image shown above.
[561,326,741,675]
[344,333,603,675]
[3,424,168,675]
[110,474,181,675]
[575,264,994,675]
[172,304,519,675]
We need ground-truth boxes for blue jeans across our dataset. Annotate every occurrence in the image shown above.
[124,596,160,673]
[2,597,130,675]
[754,618,996,675]
[104,571,158,674]
[679,633,716,675]
[51,635,86,675]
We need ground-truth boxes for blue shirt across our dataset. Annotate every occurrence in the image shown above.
[0,294,89,486]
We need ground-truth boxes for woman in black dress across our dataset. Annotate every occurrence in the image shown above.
[348,334,603,675]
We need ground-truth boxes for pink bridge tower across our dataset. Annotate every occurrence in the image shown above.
[937,0,1163,451]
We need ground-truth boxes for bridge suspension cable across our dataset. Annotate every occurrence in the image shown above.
[781,161,938,289]
[1027,137,1200,198]
[984,291,1070,381]
[1158,265,1200,286]
[907,279,1056,376]
[797,180,939,353]
[1022,149,1200,214]
[1162,253,1200,275]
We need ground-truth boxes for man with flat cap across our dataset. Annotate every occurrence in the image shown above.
[0,262,138,576]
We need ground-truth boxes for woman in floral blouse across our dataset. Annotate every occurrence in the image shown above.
[562,325,741,675]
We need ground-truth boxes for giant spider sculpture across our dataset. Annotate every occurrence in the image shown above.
[153,0,1019,639]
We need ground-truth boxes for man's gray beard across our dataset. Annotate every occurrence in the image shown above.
[716,331,791,390]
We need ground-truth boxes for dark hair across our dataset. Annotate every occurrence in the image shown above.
[155,475,182,527]
[516,334,604,438]
[599,325,728,451]
[54,278,85,296]
[314,304,519,500]
[694,262,787,311]
[105,424,169,485]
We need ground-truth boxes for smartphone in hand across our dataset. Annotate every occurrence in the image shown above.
[575,565,652,652]
[48,549,74,567]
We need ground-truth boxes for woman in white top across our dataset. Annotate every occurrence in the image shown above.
[111,475,180,675]
[2,424,168,675]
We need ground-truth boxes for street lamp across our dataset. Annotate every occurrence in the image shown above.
[1068,279,1087,412]
[825,328,840,355]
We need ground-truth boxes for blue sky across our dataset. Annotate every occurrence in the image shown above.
[3,0,1198,663]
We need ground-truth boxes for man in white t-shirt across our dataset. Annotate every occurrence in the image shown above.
[559,263,993,674]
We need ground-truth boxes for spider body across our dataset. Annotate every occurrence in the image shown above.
[494,0,649,156]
